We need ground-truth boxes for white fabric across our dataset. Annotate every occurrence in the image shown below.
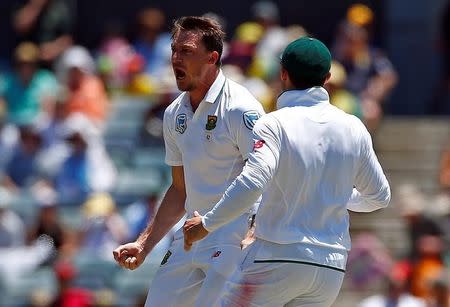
[0,210,26,247]
[163,70,264,215]
[203,87,390,271]
[146,71,264,306]
[145,214,250,307]
[220,239,344,307]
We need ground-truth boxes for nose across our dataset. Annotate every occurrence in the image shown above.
[172,51,182,64]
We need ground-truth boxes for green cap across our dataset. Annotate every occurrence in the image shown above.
[280,37,331,84]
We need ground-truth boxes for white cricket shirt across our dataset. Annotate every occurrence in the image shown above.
[163,71,264,215]
[203,87,391,270]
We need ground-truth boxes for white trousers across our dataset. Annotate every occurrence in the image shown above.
[219,240,345,307]
[144,214,250,307]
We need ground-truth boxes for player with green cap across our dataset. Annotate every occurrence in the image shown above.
[184,36,390,306]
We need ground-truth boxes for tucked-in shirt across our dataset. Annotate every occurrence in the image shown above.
[203,87,390,269]
[163,70,264,215]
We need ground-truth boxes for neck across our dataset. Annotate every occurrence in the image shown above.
[189,68,219,110]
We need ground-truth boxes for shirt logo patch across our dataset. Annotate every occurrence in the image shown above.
[253,140,265,150]
[205,115,217,130]
[243,110,261,130]
[175,113,187,134]
[211,251,222,258]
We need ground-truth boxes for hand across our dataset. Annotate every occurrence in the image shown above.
[113,242,148,270]
[241,223,256,250]
[183,211,209,251]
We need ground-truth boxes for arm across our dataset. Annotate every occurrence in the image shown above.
[137,166,186,252]
[184,117,280,247]
[113,166,186,269]
[39,35,73,62]
[347,124,391,212]
[13,0,48,34]
[202,117,280,231]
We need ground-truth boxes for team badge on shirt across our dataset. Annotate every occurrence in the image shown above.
[243,110,261,130]
[175,113,187,134]
[205,115,217,130]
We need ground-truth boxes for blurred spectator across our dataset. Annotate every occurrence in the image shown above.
[409,235,446,299]
[132,8,171,79]
[0,122,20,170]
[225,21,263,73]
[428,274,450,307]
[0,187,26,247]
[123,194,159,241]
[2,125,45,190]
[55,114,117,205]
[79,193,128,260]
[440,145,450,192]
[357,262,426,307]
[13,0,74,65]
[52,260,94,307]
[29,183,64,251]
[56,46,109,126]
[247,1,291,81]
[222,64,275,112]
[346,232,393,290]
[325,60,363,118]
[0,42,59,126]
[397,184,443,260]
[333,6,398,131]
[97,20,145,94]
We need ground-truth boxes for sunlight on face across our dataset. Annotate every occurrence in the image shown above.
[171,30,211,92]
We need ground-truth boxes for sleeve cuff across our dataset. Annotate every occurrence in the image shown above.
[201,214,216,233]
[165,159,183,166]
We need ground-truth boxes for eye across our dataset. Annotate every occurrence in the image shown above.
[182,47,193,55]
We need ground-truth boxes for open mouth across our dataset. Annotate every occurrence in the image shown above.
[174,68,186,80]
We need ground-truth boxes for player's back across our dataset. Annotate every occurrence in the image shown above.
[255,89,366,251]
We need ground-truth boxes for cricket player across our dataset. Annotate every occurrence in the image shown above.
[184,37,391,306]
[113,16,264,306]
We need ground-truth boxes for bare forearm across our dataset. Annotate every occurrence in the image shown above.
[137,185,186,253]
[14,2,46,33]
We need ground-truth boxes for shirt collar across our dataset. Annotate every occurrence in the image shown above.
[204,70,226,104]
[277,86,330,109]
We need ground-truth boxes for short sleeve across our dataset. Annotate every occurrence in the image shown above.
[227,96,265,160]
[163,108,183,166]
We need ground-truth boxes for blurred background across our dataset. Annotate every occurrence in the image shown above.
[0,0,449,306]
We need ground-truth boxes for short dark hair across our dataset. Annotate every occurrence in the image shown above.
[172,16,225,67]
[283,67,328,89]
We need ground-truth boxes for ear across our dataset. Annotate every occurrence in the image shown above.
[280,67,288,81]
[323,72,332,85]
[209,51,220,65]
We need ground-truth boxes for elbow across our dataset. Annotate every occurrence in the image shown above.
[377,184,391,209]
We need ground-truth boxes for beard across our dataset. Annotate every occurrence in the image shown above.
[176,79,194,92]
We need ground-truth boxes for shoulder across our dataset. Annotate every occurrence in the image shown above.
[164,92,187,119]
[224,79,265,126]
[253,112,282,135]
[225,79,264,112]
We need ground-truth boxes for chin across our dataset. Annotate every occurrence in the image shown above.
[176,81,192,92]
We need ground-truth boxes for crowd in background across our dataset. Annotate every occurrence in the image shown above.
[0,0,448,306]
